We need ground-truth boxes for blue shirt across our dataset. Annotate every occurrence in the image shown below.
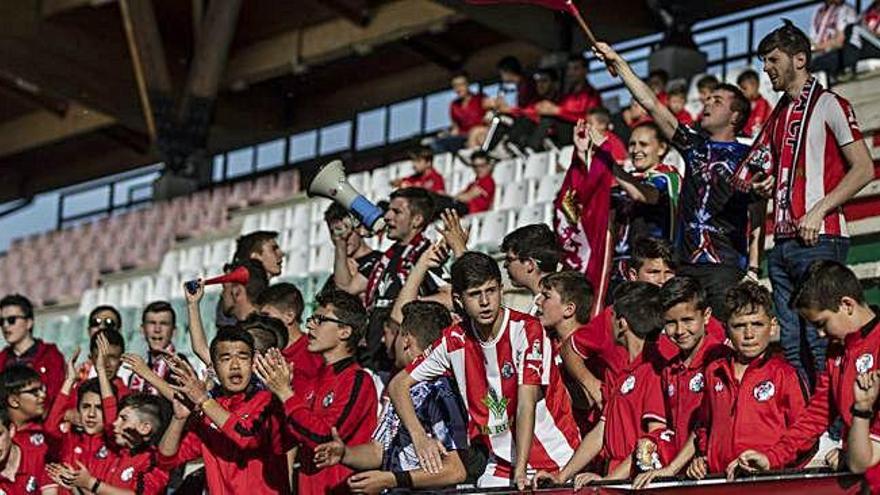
[672,124,751,269]
[372,376,468,472]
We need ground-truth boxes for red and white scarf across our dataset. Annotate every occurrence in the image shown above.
[364,232,431,309]
[128,343,175,395]
[733,76,823,237]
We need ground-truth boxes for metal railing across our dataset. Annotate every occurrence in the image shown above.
[52,0,855,228]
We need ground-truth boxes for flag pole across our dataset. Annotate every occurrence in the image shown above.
[565,0,598,47]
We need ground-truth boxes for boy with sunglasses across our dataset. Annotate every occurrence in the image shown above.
[255,290,378,495]
[0,294,65,404]
[0,365,55,481]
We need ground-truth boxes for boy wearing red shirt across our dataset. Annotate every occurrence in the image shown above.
[389,252,580,489]
[46,333,123,488]
[454,151,496,214]
[48,393,170,495]
[0,407,56,494]
[0,294,65,403]
[736,69,771,137]
[564,238,677,397]
[157,328,291,495]
[732,261,880,491]
[257,282,323,393]
[534,282,667,488]
[633,282,809,488]
[635,277,729,473]
[256,290,378,495]
[393,146,447,194]
[1,365,54,471]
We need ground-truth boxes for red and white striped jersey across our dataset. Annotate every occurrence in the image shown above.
[771,91,863,238]
[407,308,580,472]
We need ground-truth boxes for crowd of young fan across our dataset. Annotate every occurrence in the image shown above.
[0,19,878,495]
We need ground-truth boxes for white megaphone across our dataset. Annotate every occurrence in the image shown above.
[308,160,386,232]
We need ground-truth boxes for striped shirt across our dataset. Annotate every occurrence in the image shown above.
[407,308,580,474]
[770,91,863,238]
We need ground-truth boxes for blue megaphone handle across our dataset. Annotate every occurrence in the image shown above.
[351,195,384,230]
[184,280,200,295]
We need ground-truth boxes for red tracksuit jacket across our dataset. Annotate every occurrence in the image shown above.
[282,335,324,395]
[765,311,880,469]
[697,349,809,473]
[158,388,290,494]
[103,446,168,495]
[282,356,378,495]
[45,390,119,491]
[0,339,65,405]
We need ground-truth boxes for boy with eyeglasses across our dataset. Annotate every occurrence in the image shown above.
[0,406,56,494]
[0,294,65,404]
[0,364,55,481]
[255,289,378,495]
[77,305,124,382]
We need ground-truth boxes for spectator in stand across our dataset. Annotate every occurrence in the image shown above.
[587,107,628,164]
[694,75,720,123]
[594,41,756,322]
[432,71,488,153]
[232,231,284,279]
[453,150,496,215]
[77,304,124,382]
[334,187,449,372]
[257,283,324,393]
[1,365,53,474]
[49,393,170,495]
[0,407,56,494]
[610,122,681,296]
[389,252,580,489]
[492,55,539,112]
[126,301,179,395]
[310,301,468,493]
[392,146,446,194]
[648,69,670,104]
[737,69,772,138]
[255,290,379,495]
[841,1,880,74]
[184,259,269,367]
[736,21,873,386]
[530,55,602,150]
[533,282,666,487]
[506,69,560,149]
[731,262,880,491]
[325,203,381,298]
[0,294,65,402]
[501,223,561,315]
[667,84,694,126]
[157,329,292,495]
[623,100,653,129]
[809,0,857,81]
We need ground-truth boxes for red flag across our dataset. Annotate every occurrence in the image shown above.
[465,0,579,16]
[553,143,614,316]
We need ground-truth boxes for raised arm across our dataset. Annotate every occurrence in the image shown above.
[389,241,448,325]
[332,226,369,295]
[183,281,212,366]
[120,353,175,401]
[591,42,678,140]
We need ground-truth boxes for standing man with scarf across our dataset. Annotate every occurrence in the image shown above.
[333,187,450,372]
[734,21,873,387]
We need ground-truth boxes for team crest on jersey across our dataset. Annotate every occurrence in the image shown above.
[501,362,515,379]
[323,392,335,408]
[121,466,135,482]
[753,380,776,402]
[620,375,636,395]
[856,353,875,374]
[39,366,46,374]
[26,476,37,492]
[714,381,724,392]
[526,340,542,361]
[97,445,109,459]
[667,384,675,397]
[74,446,83,455]
[689,373,705,393]
[30,433,44,446]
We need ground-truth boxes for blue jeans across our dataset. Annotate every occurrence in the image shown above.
[768,235,849,388]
